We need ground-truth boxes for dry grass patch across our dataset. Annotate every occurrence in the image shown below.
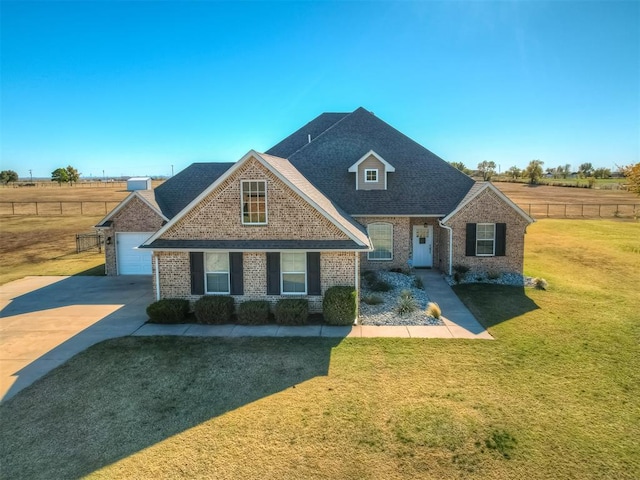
[0,215,105,284]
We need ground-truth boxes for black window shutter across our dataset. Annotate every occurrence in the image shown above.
[190,252,204,295]
[465,223,477,256]
[495,223,507,256]
[266,252,280,295]
[229,252,244,295]
[307,252,321,295]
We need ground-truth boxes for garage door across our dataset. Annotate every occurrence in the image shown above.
[117,232,154,275]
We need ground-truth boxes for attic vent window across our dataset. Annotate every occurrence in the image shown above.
[365,169,378,182]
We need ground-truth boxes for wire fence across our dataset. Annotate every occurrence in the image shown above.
[0,181,129,188]
[0,201,122,216]
[525,203,639,219]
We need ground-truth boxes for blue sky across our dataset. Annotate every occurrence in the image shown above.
[1,1,638,178]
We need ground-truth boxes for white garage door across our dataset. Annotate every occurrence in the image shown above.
[117,232,153,275]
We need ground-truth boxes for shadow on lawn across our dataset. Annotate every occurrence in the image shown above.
[0,336,344,479]
[452,284,540,329]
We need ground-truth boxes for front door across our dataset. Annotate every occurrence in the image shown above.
[412,225,433,268]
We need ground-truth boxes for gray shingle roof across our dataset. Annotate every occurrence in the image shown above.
[280,107,476,216]
[154,162,233,218]
[266,112,348,158]
[142,239,368,250]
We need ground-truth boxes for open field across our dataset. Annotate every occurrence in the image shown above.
[0,184,134,203]
[0,216,105,285]
[1,220,638,479]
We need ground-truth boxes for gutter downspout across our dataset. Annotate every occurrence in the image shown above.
[354,251,359,325]
[154,255,161,301]
[438,220,453,276]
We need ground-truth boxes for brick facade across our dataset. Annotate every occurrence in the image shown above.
[162,157,350,242]
[355,216,443,272]
[103,196,164,276]
[153,250,356,313]
[444,188,530,274]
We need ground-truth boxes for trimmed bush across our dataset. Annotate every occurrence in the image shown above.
[194,295,234,324]
[146,298,190,324]
[453,264,470,274]
[413,276,424,289]
[237,300,271,325]
[274,299,308,325]
[323,286,357,326]
[488,270,501,280]
[362,270,377,285]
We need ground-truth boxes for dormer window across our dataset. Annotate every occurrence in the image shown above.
[348,150,395,190]
[365,169,378,183]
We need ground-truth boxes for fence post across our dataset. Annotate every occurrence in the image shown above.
[528,204,531,216]
[60,202,63,214]
[547,204,550,217]
[35,202,38,215]
[581,204,584,217]
[81,202,83,215]
[598,204,601,217]
[564,204,567,217]
[104,202,107,214]
[12,202,15,215]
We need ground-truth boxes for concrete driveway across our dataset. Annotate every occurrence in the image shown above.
[0,275,152,401]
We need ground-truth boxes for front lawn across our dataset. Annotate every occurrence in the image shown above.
[0,220,638,479]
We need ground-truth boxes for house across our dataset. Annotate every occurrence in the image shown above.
[96,107,534,311]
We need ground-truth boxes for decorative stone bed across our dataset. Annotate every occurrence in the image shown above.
[358,271,444,326]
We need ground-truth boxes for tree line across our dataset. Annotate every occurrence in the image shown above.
[0,166,82,186]
[449,160,639,191]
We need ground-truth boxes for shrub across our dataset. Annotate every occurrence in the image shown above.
[488,270,501,280]
[274,299,308,325]
[534,278,548,290]
[370,279,392,292]
[323,286,357,326]
[361,294,384,305]
[453,272,463,284]
[413,276,424,289]
[396,293,418,316]
[237,300,271,325]
[194,295,234,324]
[453,264,470,274]
[146,298,190,324]
[426,302,441,319]
[399,289,414,300]
[362,270,377,285]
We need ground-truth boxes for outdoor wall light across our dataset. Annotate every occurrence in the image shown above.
[106,237,112,245]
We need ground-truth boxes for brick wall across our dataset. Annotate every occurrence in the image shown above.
[162,157,350,242]
[444,188,530,274]
[154,251,356,313]
[103,195,164,276]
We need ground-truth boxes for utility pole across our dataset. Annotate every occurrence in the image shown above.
[102,170,105,181]
[171,164,174,177]
[29,169,32,182]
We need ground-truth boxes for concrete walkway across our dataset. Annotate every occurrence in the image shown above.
[1,273,489,401]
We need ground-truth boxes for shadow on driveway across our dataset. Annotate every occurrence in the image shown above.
[0,275,153,401]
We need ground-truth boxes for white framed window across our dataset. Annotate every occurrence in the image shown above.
[205,252,230,294]
[241,180,267,225]
[476,223,496,256]
[367,222,393,260]
[364,169,378,183]
[281,252,306,294]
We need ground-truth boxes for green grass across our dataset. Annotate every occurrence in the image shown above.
[1,220,639,479]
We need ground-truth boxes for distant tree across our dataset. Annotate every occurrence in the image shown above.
[66,165,80,185]
[449,162,471,175]
[563,164,572,179]
[578,162,594,178]
[620,163,640,195]
[477,160,497,181]
[0,170,19,185]
[524,159,544,185]
[507,166,521,179]
[51,167,69,185]
[593,167,611,179]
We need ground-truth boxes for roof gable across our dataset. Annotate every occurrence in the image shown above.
[441,182,535,224]
[143,151,371,249]
[96,190,168,227]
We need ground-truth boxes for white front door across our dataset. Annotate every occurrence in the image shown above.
[412,225,433,268]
